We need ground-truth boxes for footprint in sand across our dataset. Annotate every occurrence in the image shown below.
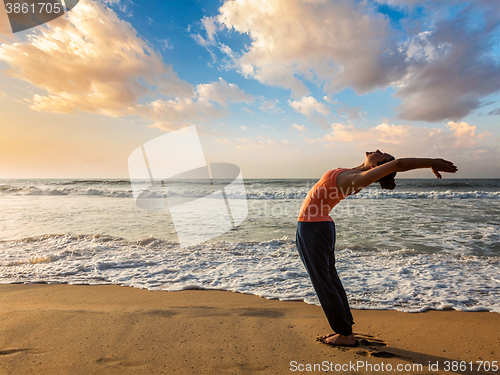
[0,349,29,356]
[96,357,143,367]
[0,348,47,356]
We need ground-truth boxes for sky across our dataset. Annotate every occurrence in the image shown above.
[0,0,499,179]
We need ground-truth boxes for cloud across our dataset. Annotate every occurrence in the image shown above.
[210,0,500,122]
[259,98,281,113]
[196,77,253,107]
[291,123,308,132]
[137,77,254,130]
[394,1,500,121]
[317,121,494,159]
[215,120,498,175]
[162,39,174,50]
[0,0,254,131]
[216,0,406,98]
[102,0,132,14]
[137,97,227,131]
[377,0,435,6]
[0,0,194,116]
[201,16,218,45]
[289,96,330,116]
[402,31,442,63]
[337,105,366,121]
[445,121,491,147]
[192,16,219,47]
[191,33,210,47]
[323,96,338,105]
[488,108,500,116]
[323,123,412,144]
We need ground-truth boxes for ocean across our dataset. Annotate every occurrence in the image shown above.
[0,178,499,313]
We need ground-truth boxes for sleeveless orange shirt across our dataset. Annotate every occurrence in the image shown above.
[298,168,358,222]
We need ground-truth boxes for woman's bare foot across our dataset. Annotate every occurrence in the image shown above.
[323,333,356,346]
[318,332,337,340]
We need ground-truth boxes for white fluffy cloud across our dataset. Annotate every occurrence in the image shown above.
[137,78,253,130]
[259,98,281,113]
[192,16,219,47]
[323,96,338,105]
[289,96,330,116]
[0,0,254,131]
[137,97,227,131]
[445,122,491,147]
[0,0,194,116]
[207,0,500,122]
[216,0,404,98]
[291,123,308,132]
[196,77,253,107]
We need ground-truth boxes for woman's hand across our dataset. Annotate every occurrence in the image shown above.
[430,159,458,179]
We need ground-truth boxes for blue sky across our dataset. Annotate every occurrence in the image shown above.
[0,0,499,178]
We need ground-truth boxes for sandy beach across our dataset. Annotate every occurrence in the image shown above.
[0,285,498,375]
[1,0,499,374]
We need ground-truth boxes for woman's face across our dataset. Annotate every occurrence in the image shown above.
[365,150,393,168]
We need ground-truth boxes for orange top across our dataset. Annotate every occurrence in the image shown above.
[298,168,359,222]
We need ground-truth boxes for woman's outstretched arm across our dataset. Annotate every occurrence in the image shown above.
[337,158,458,193]
[395,158,457,179]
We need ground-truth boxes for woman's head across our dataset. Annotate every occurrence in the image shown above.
[365,150,397,190]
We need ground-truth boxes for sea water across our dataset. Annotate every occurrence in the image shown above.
[0,178,499,313]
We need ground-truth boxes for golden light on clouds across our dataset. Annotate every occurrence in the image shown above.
[0,0,193,116]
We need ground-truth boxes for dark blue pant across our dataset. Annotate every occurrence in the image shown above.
[296,221,354,336]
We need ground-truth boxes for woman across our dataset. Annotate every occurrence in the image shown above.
[296,150,458,346]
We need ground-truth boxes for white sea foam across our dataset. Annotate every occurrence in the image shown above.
[1,234,498,313]
[1,178,498,313]
[0,185,134,198]
[351,190,500,200]
[1,184,499,200]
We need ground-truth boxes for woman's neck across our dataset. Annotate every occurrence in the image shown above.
[352,162,369,171]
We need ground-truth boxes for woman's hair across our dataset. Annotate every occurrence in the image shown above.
[375,156,397,190]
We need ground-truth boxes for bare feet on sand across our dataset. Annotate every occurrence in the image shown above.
[321,333,356,346]
[318,332,336,340]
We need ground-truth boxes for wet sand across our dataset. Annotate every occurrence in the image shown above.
[0,284,499,374]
